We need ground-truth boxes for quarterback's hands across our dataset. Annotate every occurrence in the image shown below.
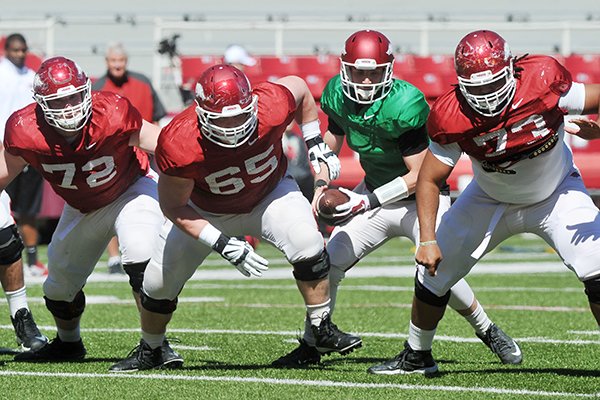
[565,118,600,140]
[335,187,371,219]
[212,235,269,277]
[306,137,341,180]
[415,242,442,277]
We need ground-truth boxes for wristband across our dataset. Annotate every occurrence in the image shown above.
[197,224,222,247]
[300,120,321,141]
[314,179,328,189]
[419,240,438,247]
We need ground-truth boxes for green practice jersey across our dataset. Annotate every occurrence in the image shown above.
[321,75,430,189]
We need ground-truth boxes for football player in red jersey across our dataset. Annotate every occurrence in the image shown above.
[367,30,600,375]
[0,56,181,366]
[109,64,361,372]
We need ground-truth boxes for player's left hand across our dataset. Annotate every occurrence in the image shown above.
[564,118,600,140]
[306,137,341,180]
[415,243,442,277]
[335,187,371,219]
[311,185,327,215]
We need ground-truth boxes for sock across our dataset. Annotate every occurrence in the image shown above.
[407,321,436,351]
[306,299,331,327]
[142,331,165,349]
[57,326,81,342]
[26,246,38,267]
[5,286,28,318]
[464,303,493,336]
[304,267,346,345]
[107,256,121,268]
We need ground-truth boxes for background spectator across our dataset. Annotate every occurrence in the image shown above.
[93,42,167,274]
[223,44,257,71]
[0,33,47,277]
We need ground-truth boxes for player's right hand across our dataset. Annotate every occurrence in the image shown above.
[212,235,269,277]
[415,243,442,277]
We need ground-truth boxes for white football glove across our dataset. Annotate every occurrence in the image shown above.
[212,235,269,277]
[306,137,341,180]
[335,187,371,219]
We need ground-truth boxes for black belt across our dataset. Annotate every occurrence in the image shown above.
[481,132,559,175]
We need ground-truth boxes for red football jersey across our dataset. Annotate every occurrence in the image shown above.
[156,81,296,214]
[4,91,149,213]
[427,56,572,169]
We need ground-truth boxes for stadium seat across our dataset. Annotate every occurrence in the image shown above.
[301,74,329,100]
[296,55,340,79]
[564,54,600,84]
[179,55,222,89]
[393,54,417,76]
[400,71,447,99]
[413,54,455,75]
[259,56,299,76]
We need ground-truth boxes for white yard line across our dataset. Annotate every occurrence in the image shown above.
[0,370,595,398]
[1,325,598,345]
[20,261,570,285]
[186,283,583,293]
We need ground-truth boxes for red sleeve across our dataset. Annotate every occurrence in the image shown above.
[155,106,202,177]
[254,82,297,129]
[95,92,143,137]
[426,90,465,145]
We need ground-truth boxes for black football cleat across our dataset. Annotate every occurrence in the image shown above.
[271,339,321,368]
[109,339,183,372]
[477,323,523,364]
[310,314,362,356]
[11,308,48,352]
[14,336,86,362]
[367,341,438,376]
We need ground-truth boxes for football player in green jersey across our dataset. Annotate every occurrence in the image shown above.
[272,30,521,370]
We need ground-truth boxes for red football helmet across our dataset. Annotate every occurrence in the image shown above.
[33,56,92,132]
[454,30,516,117]
[340,30,394,104]
[195,64,258,148]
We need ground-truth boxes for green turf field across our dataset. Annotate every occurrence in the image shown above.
[0,235,598,399]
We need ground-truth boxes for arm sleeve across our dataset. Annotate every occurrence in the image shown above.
[397,125,429,157]
[429,141,462,167]
[558,82,585,115]
[327,116,345,136]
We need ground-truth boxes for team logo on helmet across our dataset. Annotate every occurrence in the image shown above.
[195,82,206,101]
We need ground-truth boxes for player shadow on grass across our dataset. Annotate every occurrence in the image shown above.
[0,347,19,355]
[454,366,600,378]
[7,355,122,364]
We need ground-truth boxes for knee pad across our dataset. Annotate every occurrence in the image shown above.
[292,249,330,281]
[140,290,178,314]
[584,276,600,304]
[123,261,148,293]
[0,225,24,265]
[414,277,451,307]
[44,290,85,320]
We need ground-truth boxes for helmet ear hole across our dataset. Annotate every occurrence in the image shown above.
[195,64,258,148]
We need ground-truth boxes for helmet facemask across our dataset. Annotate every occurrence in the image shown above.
[35,79,92,132]
[457,61,516,117]
[195,95,258,148]
[340,58,394,104]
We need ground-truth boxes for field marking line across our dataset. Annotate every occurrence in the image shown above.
[1,326,598,345]
[0,370,595,398]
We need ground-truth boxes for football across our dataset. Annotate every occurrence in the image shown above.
[317,188,349,224]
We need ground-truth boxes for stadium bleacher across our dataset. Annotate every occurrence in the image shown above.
[178,53,600,193]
